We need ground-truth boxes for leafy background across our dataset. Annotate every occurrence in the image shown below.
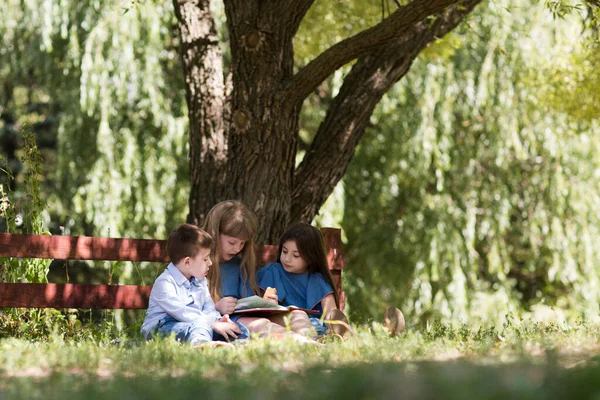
[1,0,599,327]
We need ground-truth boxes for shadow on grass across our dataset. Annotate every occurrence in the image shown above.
[2,357,600,399]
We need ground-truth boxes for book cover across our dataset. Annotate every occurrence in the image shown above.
[231,295,317,315]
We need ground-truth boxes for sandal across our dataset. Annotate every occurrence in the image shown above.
[325,309,350,338]
[384,306,405,337]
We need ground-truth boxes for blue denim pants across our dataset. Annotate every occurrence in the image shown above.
[309,316,328,336]
[152,315,250,346]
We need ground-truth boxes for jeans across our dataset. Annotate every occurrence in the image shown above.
[152,315,250,346]
[309,316,328,336]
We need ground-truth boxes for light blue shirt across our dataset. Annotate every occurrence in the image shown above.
[141,263,221,339]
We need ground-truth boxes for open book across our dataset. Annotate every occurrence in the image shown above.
[231,295,317,316]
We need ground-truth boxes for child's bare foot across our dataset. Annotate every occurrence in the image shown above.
[384,306,405,336]
[194,341,235,349]
[290,334,324,346]
[325,309,350,338]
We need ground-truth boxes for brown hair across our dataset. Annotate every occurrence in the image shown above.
[166,223,213,265]
[277,223,340,308]
[202,200,259,300]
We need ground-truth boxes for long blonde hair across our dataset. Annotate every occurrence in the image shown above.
[202,200,260,300]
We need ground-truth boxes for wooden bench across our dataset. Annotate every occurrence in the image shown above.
[0,228,346,310]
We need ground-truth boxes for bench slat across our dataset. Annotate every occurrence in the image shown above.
[0,283,151,309]
[0,234,168,262]
[0,229,344,270]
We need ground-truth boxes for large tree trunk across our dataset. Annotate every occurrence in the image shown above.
[220,1,312,242]
[173,0,228,226]
[179,0,481,243]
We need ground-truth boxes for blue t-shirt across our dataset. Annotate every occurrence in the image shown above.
[220,256,254,299]
[257,262,333,317]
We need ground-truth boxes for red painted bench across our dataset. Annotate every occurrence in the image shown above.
[0,228,345,310]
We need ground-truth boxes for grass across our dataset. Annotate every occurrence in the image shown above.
[1,320,600,399]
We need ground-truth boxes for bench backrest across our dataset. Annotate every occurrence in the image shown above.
[0,228,345,309]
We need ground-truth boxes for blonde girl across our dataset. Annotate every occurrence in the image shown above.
[202,200,305,338]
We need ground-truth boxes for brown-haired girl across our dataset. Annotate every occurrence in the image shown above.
[257,223,349,337]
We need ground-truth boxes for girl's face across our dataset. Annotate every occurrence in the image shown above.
[219,234,247,262]
[280,240,308,274]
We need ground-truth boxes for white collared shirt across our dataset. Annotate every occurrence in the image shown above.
[141,263,220,338]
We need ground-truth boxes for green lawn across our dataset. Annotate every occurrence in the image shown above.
[1,321,600,399]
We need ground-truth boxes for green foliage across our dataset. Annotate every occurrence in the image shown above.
[0,0,189,243]
[343,0,600,324]
[1,125,51,284]
[55,1,189,242]
[295,0,382,66]
[545,0,585,19]
[535,42,600,121]
[0,0,190,290]
[0,308,139,343]
[18,125,47,237]
[0,126,65,337]
[537,0,600,119]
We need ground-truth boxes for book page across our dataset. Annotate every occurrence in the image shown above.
[232,296,318,315]
[234,295,288,312]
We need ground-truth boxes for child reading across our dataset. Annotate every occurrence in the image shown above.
[202,200,309,339]
[202,200,261,312]
[140,223,242,347]
[257,223,349,337]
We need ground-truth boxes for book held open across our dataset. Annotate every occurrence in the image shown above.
[231,295,317,315]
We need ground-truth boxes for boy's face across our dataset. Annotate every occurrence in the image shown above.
[219,234,247,262]
[180,247,212,281]
[280,240,308,274]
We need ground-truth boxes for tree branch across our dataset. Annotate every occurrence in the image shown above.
[283,0,464,105]
[290,0,483,224]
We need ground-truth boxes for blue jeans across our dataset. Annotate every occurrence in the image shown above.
[152,315,249,346]
[309,316,328,335]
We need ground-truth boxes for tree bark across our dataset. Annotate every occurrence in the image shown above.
[221,0,313,242]
[173,0,228,226]
[290,0,483,223]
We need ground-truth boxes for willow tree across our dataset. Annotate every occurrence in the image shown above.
[174,0,483,242]
[0,1,192,241]
[342,0,600,323]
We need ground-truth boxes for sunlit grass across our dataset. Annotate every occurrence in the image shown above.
[1,320,599,375]
[2,320,600,398]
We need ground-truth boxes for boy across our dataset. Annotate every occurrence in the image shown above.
[141,223,242,347]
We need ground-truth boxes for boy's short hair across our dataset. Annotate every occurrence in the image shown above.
[166,223,213,264]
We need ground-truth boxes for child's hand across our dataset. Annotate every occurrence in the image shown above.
[213,315,242,340]
[264,293,278,304]
[215,296,238,315]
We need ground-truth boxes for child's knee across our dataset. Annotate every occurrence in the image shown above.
[188,321,212,339]
[289,310,310,321]
[252,317,274,330]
